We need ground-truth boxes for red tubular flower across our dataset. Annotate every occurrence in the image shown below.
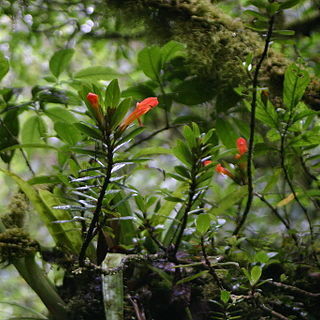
[236,137,248,157]
[86,93,106,128]
[215,164,234,178]
[202,160,212,166]
[119,97,159,131]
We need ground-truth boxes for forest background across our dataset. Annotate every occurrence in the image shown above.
[0,0,320,319]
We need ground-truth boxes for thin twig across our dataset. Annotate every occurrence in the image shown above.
[125,126,174,152]
[200,236,223,289]
[144,220,167,252]
[254,192,299,246]
[128,295,146,320]
[233,15,275,235]
[267,280,320,298]
[280,130,314,242]
[258,302,290,320]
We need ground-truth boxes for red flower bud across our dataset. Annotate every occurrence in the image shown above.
[215,164,234,178]
[87,93,99,109]
[86,92,106,128]
[236,137,248,156]
[202,160,212,166]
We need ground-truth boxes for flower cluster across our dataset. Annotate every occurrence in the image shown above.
[215,137,248,183]
[86,93,159,132]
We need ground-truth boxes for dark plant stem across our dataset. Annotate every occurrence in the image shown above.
[233,15,275,236]
[267,280,320,298]
[258,302,290,320]
[279,127,314,242]
[173,162,197,257]
[145,220,167,252]
[78,134,114,266]
[300,154,319,183]
[200,236,224,289]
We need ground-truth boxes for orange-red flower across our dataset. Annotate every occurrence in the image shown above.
[236,137,248,158]
[86,92,106,128]
[202,160,212,166]
[119,97,159,131]
[215,164,234,178]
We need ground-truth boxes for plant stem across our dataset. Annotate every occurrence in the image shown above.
[254,192,299,246]
[233,15,275,235]
[173,162,197,257]
[279,125,314,242]
[200,236,224,289]
[78,134,114,266]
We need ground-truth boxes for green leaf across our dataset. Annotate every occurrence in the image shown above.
[49,48,74,79]
[273,29,295,36]
[283,64,310,109]
[216,118,238,149]
[174,165,190,179]
[243,10,269,21]
[250,266,262,286]
[138,46,162,81]
[74,66,118,81]
[116,127,145,146]
[105,79,120,108]
[183,126,197,149]
[0,51,9,81]
[54,122,82,145]
[220,290,230,304]
[160,40,186,64]
[279,0,301,9]
[21,116,46,156]
[121,84,155,101]
[254,251,270,263]
[44,107,77,123]
[134,146,172,157]
[172,140,193,166]
[0,169,90,257]
[262,169,281,194]
[176,270,208,285]
[73,122,102,140]
[111,97,132,128]
[165,196,184,202]
[174,77,215,105]
[196,214,211,234]
[209,186,248,215]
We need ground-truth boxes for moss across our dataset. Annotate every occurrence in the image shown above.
[105,0,263,88]
[2,192,29,228]
[0,228,38,263]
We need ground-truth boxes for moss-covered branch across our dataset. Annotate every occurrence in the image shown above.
[103,0,319,106]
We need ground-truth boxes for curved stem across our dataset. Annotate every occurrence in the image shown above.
[233,15,275,235]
